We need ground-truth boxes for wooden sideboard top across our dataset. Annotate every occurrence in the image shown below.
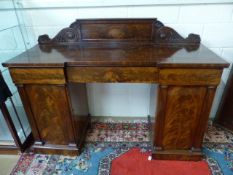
[3,18,229,69]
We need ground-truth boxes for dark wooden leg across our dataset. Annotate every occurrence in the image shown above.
[67,83,90,153]
[0,102,21,150]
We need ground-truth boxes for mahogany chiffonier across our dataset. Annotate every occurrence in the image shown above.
[2,19,229,160]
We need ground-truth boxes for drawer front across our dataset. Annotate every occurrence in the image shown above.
[159,69,222,85]
[67,67,158,83]
[10,68,65,84]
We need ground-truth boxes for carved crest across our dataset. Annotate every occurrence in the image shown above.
[38,19,200,46]
[38,21,81,45]
[153,20,200,45]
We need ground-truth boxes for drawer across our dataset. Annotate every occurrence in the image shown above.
[159,69,222,85]
[67,67,158,83]
[10,68,65,84]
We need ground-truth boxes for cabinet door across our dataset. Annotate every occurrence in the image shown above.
[24,85,75,145]
[153,68,221,160]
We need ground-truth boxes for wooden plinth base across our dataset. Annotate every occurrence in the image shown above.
[0,145,20,155]
[33,144,79,156]
[152,150,203,161]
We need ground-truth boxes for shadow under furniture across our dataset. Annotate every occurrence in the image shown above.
[215,65,233,131]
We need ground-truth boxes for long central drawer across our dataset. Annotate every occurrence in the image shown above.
[66,67,158,83]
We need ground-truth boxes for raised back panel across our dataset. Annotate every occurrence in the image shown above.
[79,19,153,41]
[38,18,201,46]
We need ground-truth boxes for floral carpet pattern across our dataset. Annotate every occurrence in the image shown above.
[11,119,233,175]
[86,119,149,142]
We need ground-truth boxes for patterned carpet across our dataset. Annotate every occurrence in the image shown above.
[11,118,233,175]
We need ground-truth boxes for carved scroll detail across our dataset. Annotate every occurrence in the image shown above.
[38,19,201,46]
[153,20,201,45]
[38,21,81,45]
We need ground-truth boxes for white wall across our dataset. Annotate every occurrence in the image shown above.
[2,1,233,118]
[0,1,25,99]
[0,1,31,140]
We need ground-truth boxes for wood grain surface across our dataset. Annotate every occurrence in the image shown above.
[2,19,228,159]
[10,68,65,84]
[67,67,158,83]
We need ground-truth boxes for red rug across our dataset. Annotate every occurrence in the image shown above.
[111,148,211,175]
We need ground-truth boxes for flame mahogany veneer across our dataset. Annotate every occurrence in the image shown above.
[3,19,229,160]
